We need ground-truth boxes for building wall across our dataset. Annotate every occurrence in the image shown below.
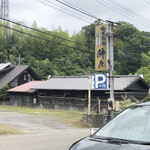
[9,72,33,88]
[9,93,35,103]
[36,89,149,112]
[8,88,149,113]
[9,94,23,103]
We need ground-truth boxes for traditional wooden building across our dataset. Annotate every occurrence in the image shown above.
[30,75,149,112]
[0,63,42,90]
[8,81,43,104]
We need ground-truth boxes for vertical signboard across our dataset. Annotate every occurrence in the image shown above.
[95,24,108,71]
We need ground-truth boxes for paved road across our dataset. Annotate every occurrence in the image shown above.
[0,129,89,150]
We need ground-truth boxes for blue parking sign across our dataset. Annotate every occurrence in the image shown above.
[94,73,108,89]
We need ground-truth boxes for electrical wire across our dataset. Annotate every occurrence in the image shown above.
[44,0,94,21]
[96,0,150,27]
[0,17,90,48]
[61,0,98,19]
[0,23,90,52]
[109,0,150,25]
[1,23,150,65]
[36,0,93,23]
[143,0,150,5]
[41,0,150,53]
[95,0,150,28]
[56,0,107,23]
[1,13,149,64]
[56,0,150,29]
[116,52,150,64]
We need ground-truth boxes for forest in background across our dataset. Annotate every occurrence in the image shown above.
[0,20,150,84]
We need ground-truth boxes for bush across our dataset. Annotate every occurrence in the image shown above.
[120,98,135,111]
[0,85,9,101]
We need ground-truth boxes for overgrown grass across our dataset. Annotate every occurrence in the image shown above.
[0,124,21,135]
[0,105,86,128]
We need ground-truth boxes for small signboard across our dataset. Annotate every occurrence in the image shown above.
[94,73,108,90]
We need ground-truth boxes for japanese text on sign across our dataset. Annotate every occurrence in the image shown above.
[95,24,108,71]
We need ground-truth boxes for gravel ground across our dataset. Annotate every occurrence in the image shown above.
[0,110,71,132]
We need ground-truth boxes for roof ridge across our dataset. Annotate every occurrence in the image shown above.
[53,76,88,78]
[52,75,140,78]
[114,75,140,78]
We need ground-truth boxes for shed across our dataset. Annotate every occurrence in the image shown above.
[0,63,42,90]
[30,75,149,112]
[8,81,44,103]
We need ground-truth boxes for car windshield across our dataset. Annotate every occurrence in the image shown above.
[94,105,150,143]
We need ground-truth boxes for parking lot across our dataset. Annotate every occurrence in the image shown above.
[0,110,89,150]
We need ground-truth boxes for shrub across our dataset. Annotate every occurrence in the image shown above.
[120,98,135,111]
[0,85,9,101]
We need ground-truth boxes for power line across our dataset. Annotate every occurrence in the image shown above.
[95,0,150,28]
[44,0,93,22]
[56,0,150,28]
[56,0,107,23]
[116,52,150,64]
[109,0,150,25]
[36,0,92,24]
[0,9,149,64]
[37,0,150,55]
[0,0,9,20]
[0,17,90,48]
[0,23,90,52]
[56,0,150,29]
[143,0,150,5]
[1,19,150,66]
[61,0,98,19]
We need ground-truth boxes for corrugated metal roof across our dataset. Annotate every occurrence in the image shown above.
[32,75,141,91]
[8,81,44,93]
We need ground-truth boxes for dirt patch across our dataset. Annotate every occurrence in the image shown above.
[0,110,71,132]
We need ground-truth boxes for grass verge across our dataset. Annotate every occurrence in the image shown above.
[0,124,21,135]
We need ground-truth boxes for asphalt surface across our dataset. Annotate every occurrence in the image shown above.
[0,129,89,150]
[0,110,90,150]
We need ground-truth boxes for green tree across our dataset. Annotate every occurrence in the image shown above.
[0,85,9,101]
[136,51,150,84]
[114,22,150,75]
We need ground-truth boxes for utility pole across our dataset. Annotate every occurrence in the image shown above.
[0,0,9,30]
[95,22,115,118]
[0,0,10,60]
[107,22,115,118]
[17,53,24,65]
[18,54,21,65]
[0,0,9,20]
[88,75,91,115]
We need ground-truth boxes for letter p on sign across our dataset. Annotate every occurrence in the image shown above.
[94,74,108,89]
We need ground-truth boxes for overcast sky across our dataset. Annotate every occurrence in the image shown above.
[9,0,150,35]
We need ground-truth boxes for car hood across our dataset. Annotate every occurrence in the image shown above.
[70,137,150,150]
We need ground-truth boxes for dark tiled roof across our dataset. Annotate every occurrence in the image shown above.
[33,77,88,90]
[0,66,41,89]
[32,75,149,91]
